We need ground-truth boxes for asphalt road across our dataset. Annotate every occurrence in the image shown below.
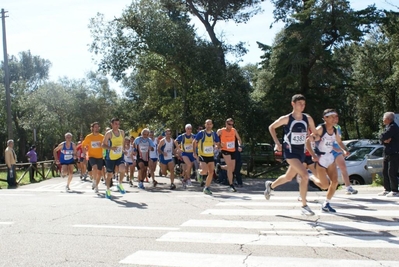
[0,173,398,267]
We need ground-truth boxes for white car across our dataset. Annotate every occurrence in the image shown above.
[337,145,384,185]
[342,139,380,151]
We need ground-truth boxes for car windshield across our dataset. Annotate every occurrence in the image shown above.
[345,147,374,161]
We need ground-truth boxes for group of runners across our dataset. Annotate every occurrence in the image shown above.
[53,117,243,199]
[52,95,357,211]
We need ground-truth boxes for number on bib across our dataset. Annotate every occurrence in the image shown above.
[291,132,306,145]
[204,146,213,154]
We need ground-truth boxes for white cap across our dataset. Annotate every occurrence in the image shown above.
[185,124,192,129]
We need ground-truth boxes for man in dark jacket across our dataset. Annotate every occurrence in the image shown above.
[379,112,399,197]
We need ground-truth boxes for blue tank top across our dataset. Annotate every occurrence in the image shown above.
[283,114,309,154]
[60,142,75,164]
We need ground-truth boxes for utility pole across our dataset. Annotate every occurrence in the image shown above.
[1,8,13,139]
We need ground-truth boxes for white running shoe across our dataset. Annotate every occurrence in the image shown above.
[264,181,272,200]
[346,186,358,195]
[386,191,398,197]
[378,191,389,196]
[301,205,315,216]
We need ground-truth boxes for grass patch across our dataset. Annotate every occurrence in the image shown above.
[0,168,57,189]
[371,174,383,187]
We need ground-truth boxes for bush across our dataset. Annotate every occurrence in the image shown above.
[371,174,383,187]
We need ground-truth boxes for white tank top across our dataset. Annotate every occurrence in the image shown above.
[163,138,174,160]
[124,146,134,163]
[318,125,336,153]
[149,138,158,159]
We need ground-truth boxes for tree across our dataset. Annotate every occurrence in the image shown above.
[0,51,51,158]
[171,0,264,67]
[255,0,381,134]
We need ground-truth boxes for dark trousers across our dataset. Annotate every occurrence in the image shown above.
[382,154,399,192]
[29,163,38,181]
[7,165,17,187]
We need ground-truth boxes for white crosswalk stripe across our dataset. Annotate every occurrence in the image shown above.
[120,251,398,267]
[121,193,399,266]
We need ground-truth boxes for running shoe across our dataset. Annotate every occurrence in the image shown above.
[322,202,336,213]
[182,180,187,189]
[229,184,237,192]
[301,205,315,216]
[170,183,176,190]
[386,191,399,197]
[346,186,358,195]
[94,187,99,193]
[153,180,158,187]
[138,182,145,190]
[117,184,126,194]
[378,191,389,196]
[197,172,203,184]
[264,181,272,200]
[129,180,134,187]
[105,190,111,199]
[203,187,212,195]
[65,185,70,192]
[186,179,192,186]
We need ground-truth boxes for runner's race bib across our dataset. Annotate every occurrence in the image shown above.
[140,146,149,153]
[113,146,123,155]
[91,141,101,148]
[184,144,193,151]
[226,141,235,149]
[204,146,213,154]
[291,132,306,145]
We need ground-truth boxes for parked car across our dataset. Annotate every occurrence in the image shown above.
[342,139,380,152]
[337,144,384,185]
[241,143,276,170]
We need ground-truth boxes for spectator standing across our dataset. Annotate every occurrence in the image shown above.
[26,145,38,183]
[5,140,17,188]
[379,112,399,197]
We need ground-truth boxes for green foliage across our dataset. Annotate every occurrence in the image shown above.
[371,174,383,187]
[256,0,386,138]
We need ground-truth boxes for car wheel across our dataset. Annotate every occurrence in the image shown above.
[349,175,364,185]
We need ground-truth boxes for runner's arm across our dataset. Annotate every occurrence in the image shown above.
[268,115,289,150]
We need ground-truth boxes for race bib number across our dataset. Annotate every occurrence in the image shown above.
[166,148,172,154]
[140,146,149,153]
[64,155,73,160]
[204,146,213,154]
[91,141,101,148]
[113,146,122,155]
[226,141,235,149]
[184,144,193,151]
[325,141,333,148]
[291,132,306,145]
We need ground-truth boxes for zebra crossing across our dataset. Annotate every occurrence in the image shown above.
[19,180,94,192]
[121,192,399,267]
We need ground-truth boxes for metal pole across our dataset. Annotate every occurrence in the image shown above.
[1,8,13,139]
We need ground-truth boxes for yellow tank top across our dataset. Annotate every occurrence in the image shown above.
[109,130,123,160]
[199,131,214,157]
[181,134,194,153]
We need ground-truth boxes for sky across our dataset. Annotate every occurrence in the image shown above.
[1,0,396,94]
